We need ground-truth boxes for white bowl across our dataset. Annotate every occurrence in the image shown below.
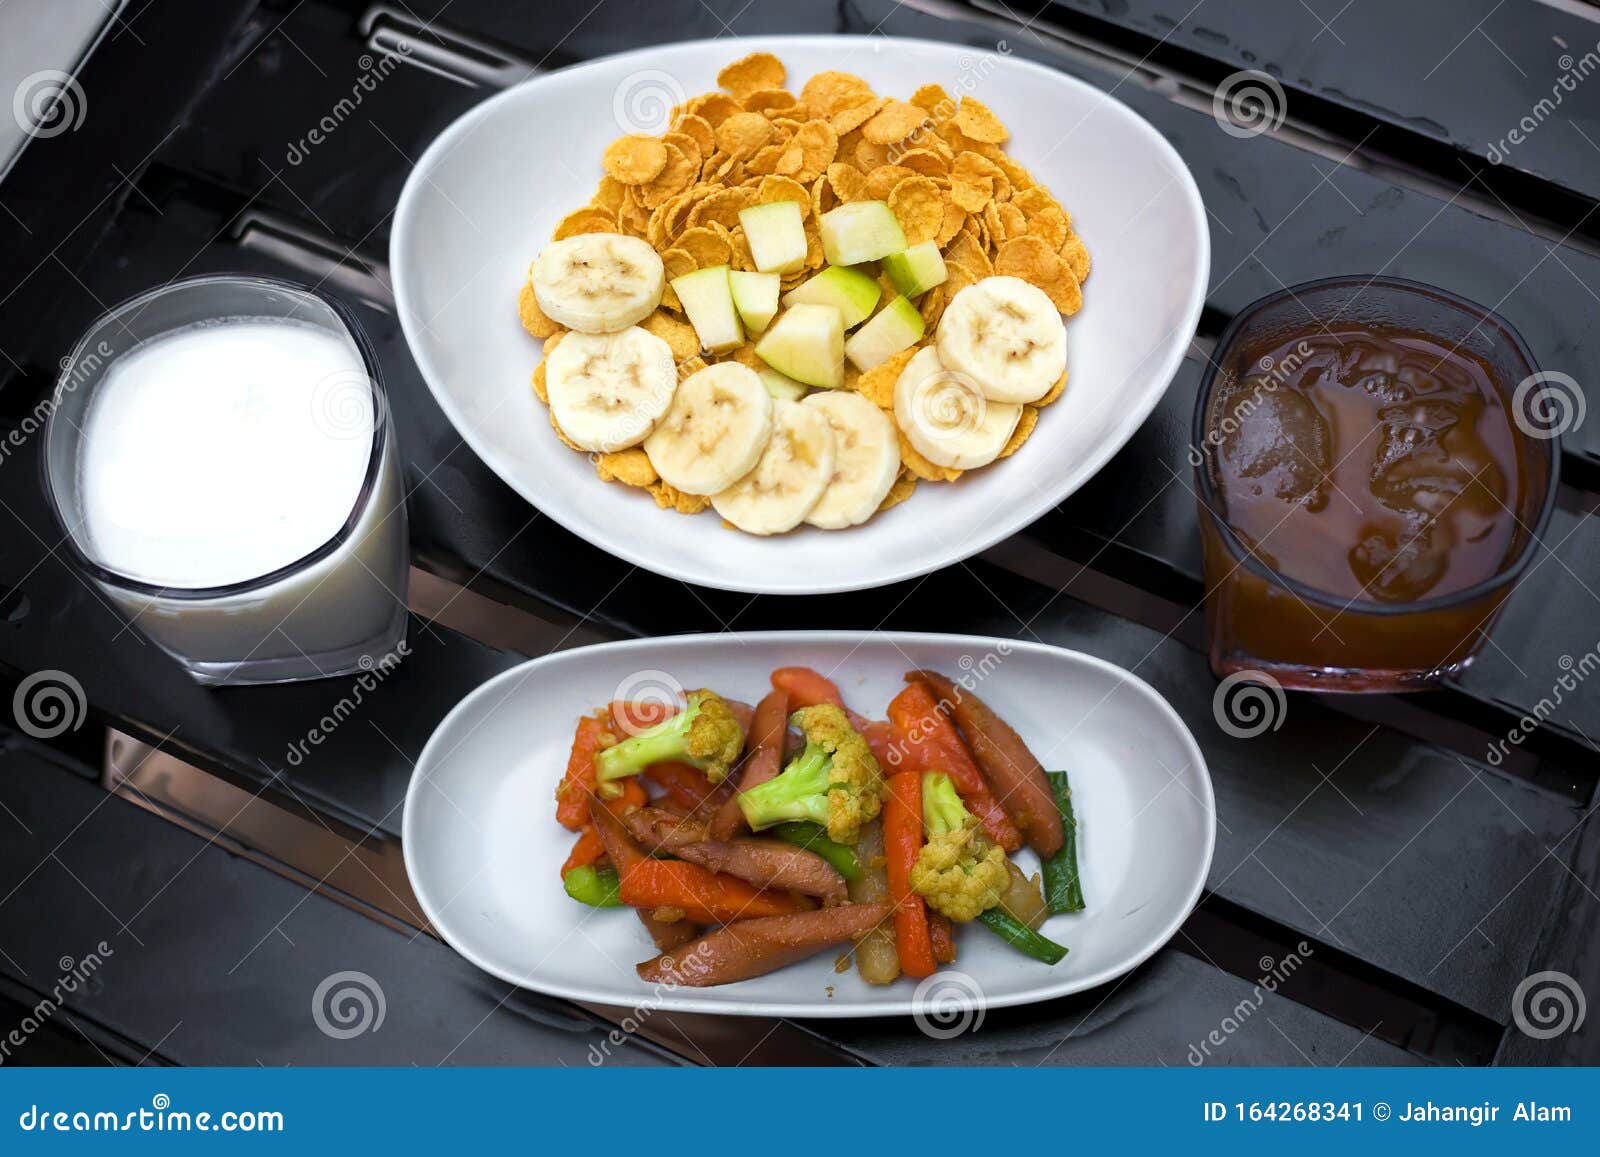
[390,35,1209,594]
[402,632,1215,1017]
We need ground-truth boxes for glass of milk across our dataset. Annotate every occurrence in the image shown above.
[43,275,409,686]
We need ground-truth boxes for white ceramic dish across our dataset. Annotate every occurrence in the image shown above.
[402,632,1215,1017]
[390,36,1209,594]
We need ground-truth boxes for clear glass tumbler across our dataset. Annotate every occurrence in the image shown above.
[43,274,409,686]
[1192,276,1560,692]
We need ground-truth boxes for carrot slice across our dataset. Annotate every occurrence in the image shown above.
[588,793,649,875]
[928,911,957,965]
[560,824,606,875]
[609,700,677,736]
[884,770,936,979]
[643,761,716,810]
[770,667,846,710]
[556,715,611,831]
[618,859,804,924]
[886,684,1022,852]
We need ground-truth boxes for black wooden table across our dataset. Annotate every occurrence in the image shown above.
[0,0,1596,1067]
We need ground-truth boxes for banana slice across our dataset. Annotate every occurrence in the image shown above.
[545,327,678,452]
[712,399,837,535]
[894,346,1021,470]
[936,275,1066,403]
[644,362,773,495]
[802,391,900,529]
[531,233,664,334]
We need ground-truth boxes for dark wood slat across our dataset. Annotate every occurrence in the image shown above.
[1495,803,1600,1064]
[0,746,678,1066]
[808,947,1422,1066]
[1016,0,1600,216]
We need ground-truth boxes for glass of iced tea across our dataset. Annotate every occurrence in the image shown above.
[1192,276,1560,691]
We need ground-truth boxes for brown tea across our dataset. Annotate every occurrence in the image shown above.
[1205,328,1521,606]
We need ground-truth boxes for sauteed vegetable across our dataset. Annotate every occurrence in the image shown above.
[551,665,1086,987]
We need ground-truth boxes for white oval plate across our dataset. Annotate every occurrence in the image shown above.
[390,36,1209,594]
[402,632,1215,1017]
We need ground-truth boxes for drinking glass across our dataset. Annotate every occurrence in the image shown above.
[43,274,409,686]
[1192,276,1560,691]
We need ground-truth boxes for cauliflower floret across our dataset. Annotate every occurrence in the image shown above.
[595,689,745,787]
[911,822,1009,921]
[736,704,885,844]
[909,771,1010,922]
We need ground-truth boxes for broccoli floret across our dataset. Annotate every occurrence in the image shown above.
[594,690,744,788]
[910,771,1009,922]
[736,704,883,844]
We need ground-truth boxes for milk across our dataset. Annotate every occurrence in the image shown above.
[81,319,374,587]
[54,300,409,686]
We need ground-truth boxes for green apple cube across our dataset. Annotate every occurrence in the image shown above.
[819,201,907,266]
[729,270,780,336]
[844,296,925,372]
[754,304,844,389]
[781,265,881,329]
[882,241,948,299]
[672,264,743,353]
[738,201,807,274]
[757,366,809,402]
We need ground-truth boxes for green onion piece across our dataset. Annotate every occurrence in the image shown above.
[769,821,862,881]
[1041,770,1085,914]
[977,907,1068,965]
[562,864,623,907]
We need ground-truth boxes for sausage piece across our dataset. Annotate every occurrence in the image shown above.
[637,909,699,952]
[625,806,845,902]
[637,901,892,987]
[710,688,788,839]
[906,670,1063,858]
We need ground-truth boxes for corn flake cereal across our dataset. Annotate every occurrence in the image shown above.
[997,407,1038,459]
[801,71,874,117]
[954,97,1008,144]
[718,52,786,97]
[888,176,943,246]
[595,448,658,487]
[603,134,668,184]
[518,283,562,339]
[878,469,918,513]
